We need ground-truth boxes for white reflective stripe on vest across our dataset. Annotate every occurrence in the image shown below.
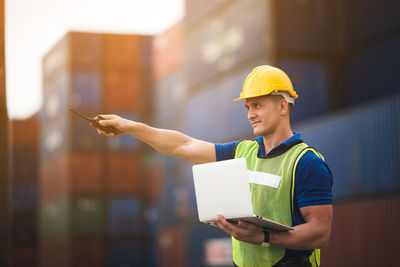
[247,170,281,188]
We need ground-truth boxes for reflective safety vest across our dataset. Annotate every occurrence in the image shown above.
[233,140,322,267]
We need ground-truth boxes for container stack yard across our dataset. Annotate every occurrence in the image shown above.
[10,116,39,267]
[3,0,400,266]
[40,32,153,266]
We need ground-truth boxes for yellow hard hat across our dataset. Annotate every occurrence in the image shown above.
[234,65,298,102]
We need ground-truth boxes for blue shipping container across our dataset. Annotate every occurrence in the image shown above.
[70,71,102,108]
[184,68,253,142]
[108,240,144,267]
[157,181,190,227]
[346,32,400,105]
[280,59,331,123]
[297,94,400,200]
[109,197,143,237]
[12,181,37,212]
[188,222,232,267]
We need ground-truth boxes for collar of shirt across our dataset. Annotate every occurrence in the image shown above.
[256,132,304,158]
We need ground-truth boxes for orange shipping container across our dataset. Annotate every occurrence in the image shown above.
[102,34,143,68]
[40,238,105,267]
[69,32,101,67]
[11,117,38,148]
[144,164,161,203]
[159,227,187,267]
[12,247,38,267]
[40,156,69,202]
[70,153,103,195]
[321,197,400,266]
[104,69,145,112]
[107,153,142,195]
[152,21,184,80]
[40,153,104,201]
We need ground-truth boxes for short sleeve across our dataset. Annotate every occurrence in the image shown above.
[214,141,240,161]
[294,151,334,208]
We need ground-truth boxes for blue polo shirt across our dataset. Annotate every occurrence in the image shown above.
[214,132,333,256]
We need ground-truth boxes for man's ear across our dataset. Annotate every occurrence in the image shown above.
[279,99,289,116]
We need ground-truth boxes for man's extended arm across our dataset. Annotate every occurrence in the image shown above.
[94,114,216,164]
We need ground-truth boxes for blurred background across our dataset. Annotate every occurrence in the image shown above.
[1,0,400,266]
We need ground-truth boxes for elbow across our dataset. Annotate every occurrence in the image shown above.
[315,230,331,249]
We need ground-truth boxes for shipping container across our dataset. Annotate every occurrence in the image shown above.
[70,153,103,195]
[297,93,400,200]
[69,70,102,108]
[11,118,38,148]
[142,151,162,203]
[341,0,400,50]
[40,196,105,240]
[279,59,332,122]
[183,67,254,142]
[321,197,400,266]
[152,21,184,80]
[71,238,105,267]
[70,196,104,238]
[40,197,70,240]
[185,0,227,27]
[185,0,274,89]
[104,69,146,112]
[154,70,185,120]
[12,181,37,212]
[158,181,190,227]
[345,32,400,106]
[42,73,69,123]
[159,227,187,267]
[106,153,142,195]
[102,34,152,69]
[12,247,38,267]
[69,32,101,67]
[108,196,143,238]
[108,240,145,267]
[40,156,69,201]
[40,238,105,267]
[42,36,69,80]
[188,223,232,267]
[40,118,67,162]
[160,154,181,182]
[275,0,341,56]
[12,213,37,247]
[40,239,71,267]
[12,148,38,180]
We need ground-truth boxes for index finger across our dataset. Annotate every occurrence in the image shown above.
[98,114,115,120]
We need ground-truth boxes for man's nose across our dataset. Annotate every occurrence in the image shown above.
[247,109,256,121]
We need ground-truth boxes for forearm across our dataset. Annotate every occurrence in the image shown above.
[270,222,329,250]
[126,121,188,154]
[126,121,215,163]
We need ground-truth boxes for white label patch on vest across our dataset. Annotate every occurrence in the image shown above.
[247,170,281,188]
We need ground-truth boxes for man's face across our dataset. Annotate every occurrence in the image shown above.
[245,96,281,137]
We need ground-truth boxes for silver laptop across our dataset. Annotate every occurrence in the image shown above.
[192,158,293,231]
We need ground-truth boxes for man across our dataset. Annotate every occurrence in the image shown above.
[94,65,333,267]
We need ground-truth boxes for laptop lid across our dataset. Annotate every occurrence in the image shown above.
[192,158,254,222]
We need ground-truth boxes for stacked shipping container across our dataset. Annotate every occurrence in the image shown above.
[40,32,153,267]
[10,116,39,267]
[148,0,400,265]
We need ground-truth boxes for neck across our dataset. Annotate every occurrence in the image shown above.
[262,123,293,155]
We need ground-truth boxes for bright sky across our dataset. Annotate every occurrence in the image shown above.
[6,0,184,119]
